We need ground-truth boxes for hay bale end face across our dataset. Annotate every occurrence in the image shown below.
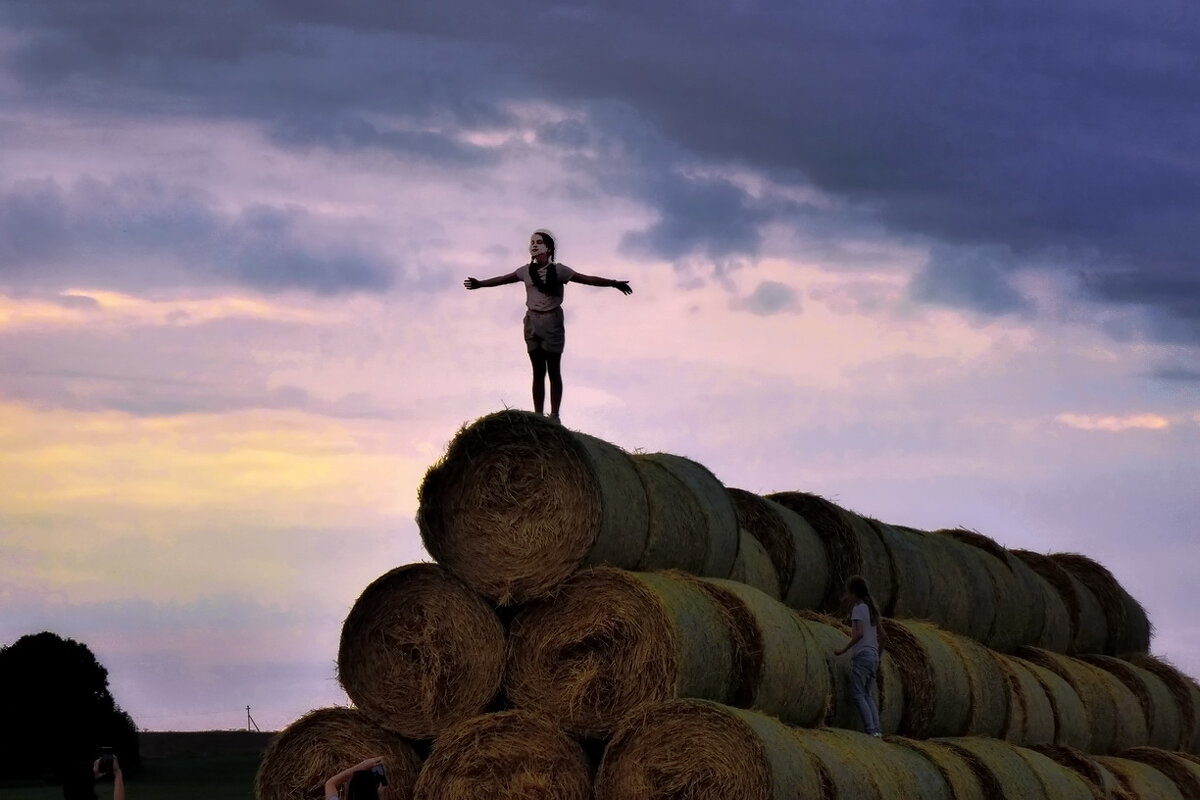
[337,564,505,740]
[596,700,824,800]
[417,410,649,604]
[728,488,829,610]
[505,568,736,737]
[254,708,420,800]
[413,710,590,800]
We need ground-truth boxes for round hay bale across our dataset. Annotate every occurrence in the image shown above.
[413,710,589,800]
[1014,550,1081,653]
[728,488,829,609]
[1124,653,1199,755]
[1052,553,1152,655]
[1031,744,1134,800]
[938,528,1025,652]
[943,631,1011,739]
[871,521,933,620]
[693,578,829,726]
[1119,747,1200,799]
[846,511,896,616]
[927,531,998,644]
[996,654,1057,746]
[1096,756,1185,800]
[727,529,782,599]
[890,738,986,800]
[767,491,862,609]
[1085,655,1184,751]
[800,610,904,735]
[1018,657,1092,751]
[937,737,1050,800]
[880,619,971,738]
[629,454,707,573]
[255,707,420,800]
[417,410,649,604]
[639,452,739,579]
[1019,647,1148,754]
[807,728,951,800]
[1014,746,1099,800]
[505,568,735,737]
[337,563,505,739]
[596,699,824,800]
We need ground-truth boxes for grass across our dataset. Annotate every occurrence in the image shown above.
[0,755,260,800]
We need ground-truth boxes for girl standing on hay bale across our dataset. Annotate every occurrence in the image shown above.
[834,574,887,737]
[323,756,388,800]
[464,230,632,422]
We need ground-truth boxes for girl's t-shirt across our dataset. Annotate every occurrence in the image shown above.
[516,262,577,312]
[850,601,880,656]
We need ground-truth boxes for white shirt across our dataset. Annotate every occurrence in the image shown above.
[515,262,576,312]
[850,602,880,656]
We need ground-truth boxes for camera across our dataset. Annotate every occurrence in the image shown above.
[97,747,114,777]
[370,764,387,786]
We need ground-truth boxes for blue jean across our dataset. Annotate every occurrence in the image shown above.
[851,648,881,735]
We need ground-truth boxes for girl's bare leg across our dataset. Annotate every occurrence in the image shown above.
[546,352,563,417]
[529,349,548,414]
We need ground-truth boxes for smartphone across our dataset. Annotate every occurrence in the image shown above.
[97,747,114,777]
[370,764,387,786]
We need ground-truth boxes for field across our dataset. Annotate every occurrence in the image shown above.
[0,754,261,800]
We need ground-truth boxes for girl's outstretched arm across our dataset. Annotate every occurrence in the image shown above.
[570,273,633,294]
[324,756,384,799]
[464,272,520,289]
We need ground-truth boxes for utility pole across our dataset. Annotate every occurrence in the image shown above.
[247,705,260,732]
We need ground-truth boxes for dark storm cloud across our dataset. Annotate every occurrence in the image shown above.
[3,0,1198,335]
[0,176,395,294]
[909,246,1032,316]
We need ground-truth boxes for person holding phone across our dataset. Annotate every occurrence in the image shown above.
[323,756,387,800]
[61,754,124,800]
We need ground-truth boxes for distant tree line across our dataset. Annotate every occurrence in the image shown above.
[0,632,141,781]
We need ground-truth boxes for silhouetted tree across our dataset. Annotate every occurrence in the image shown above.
[0,632,141,780]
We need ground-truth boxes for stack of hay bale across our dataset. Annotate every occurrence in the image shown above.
[256,410,1200,800]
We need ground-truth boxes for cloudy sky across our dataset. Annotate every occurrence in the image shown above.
[1,1,1197,731]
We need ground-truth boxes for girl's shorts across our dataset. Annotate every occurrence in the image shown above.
[524,307,565,353]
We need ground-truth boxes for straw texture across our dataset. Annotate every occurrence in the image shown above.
[255,707,420,800]
[996,654,1056,747]
[890,738,986,800]
[639,453,739,579]
[871,521,933,620]
[1053,553,1152,655]
[413,710,589,800]
[728,488,829,609]
[1086,654,1184,750]
[727,529,782,599]
[1118,747,1200,799]
[882,619,972,738]
[630,455,707,573]
[337,563,505,739]
[1097,756,1185,800]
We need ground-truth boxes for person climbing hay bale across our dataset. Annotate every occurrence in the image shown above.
[412,710,590,800]
[505,568,736,736]
[728,488,828,608]
[337,563,506,739]
[254,708,420,800]
[417,410,650,604]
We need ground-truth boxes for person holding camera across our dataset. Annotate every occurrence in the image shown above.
[323,756,388,800]
[62,754,124,800]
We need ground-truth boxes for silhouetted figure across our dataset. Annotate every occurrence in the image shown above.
[323,756,388,800]
[834,575,888,737]
[62,756,124,800]
[464,230,632,422]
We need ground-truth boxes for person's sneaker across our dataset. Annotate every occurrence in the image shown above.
[871,732,883,738]
[549,413,561,424]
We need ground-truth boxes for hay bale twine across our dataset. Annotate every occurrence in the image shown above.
[890,738,987,800]
[807,728,952,800]
[938,528,1025,652]
[629,454,707,573]
[937,737,1051,800]
[1124,653,1200,755]
[639,452,739,579]
[505,568,735,737]
[337,564,505,739]
[880,619,972,738]
[767,491,864,609]
[595,699,824,800]
[1052,553,1152,656]
[417,410,649,604]
[800,611,904,735]
[1031,744,1135,800]
[728,488,829,609]
[1119,747,1200,799]
[1014,549,1080,653]
[255,707,420,800]
[693,578,829,727]
[412,710,589,800]
[871,521,933,619]
[996,654,1057,747]
[944,632,1011,739]
[1085,655,1184,751]
[927,530,998,644]
[727,529,782,599]
[1019,647,1148,754]
[1096,756,1186,800]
